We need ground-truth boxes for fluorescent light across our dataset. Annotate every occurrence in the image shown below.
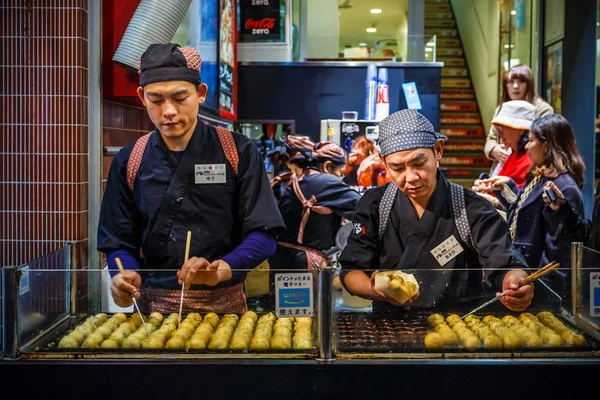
[366,27,377,33]
[426,42,435,47]
[511,10,516,15]
[425,54,430,58]
[359,42,368,47]
[425,48,433,52]
[504,44,515,48]
[370,9,382,14]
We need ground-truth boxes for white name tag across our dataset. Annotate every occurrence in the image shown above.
[195,164,226,184]
[430,235,464,266]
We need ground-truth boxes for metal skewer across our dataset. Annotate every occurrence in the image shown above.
[115,257,150,334]
[179,230,192,325]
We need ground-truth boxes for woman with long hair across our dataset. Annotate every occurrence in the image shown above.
[484,65,554,175]
[480,114,585,297]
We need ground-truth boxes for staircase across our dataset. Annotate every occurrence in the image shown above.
[425,0,491,186]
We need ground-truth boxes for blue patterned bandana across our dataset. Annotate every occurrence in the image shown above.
[378,110,447,157]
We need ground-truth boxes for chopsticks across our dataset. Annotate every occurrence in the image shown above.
[115,257,150,334]
[521,261,560,286]
[179,230,192,325]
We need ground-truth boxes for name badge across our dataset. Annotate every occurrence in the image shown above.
[195,164,226,184]
[430,235,464,267]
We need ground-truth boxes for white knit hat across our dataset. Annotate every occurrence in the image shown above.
[492,100,536,130]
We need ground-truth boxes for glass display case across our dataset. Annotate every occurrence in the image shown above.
[1,243,599,397]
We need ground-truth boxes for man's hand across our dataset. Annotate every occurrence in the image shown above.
[499,269,534,311]
[369,270,420,307]
[110,270,142,308]
[490,144,510,163]
[177,257,233,289]
[476,192,500,208]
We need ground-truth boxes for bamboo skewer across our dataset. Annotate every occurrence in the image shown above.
[179,230,192,325]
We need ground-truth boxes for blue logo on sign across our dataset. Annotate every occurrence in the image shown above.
[279,288,310,307]
[594,288,600,306]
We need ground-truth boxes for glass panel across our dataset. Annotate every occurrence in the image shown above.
[238,0,287,43]
[334,266,599,357]
[12,267,319,357]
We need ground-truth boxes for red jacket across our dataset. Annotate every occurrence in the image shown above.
[497,151,533,189]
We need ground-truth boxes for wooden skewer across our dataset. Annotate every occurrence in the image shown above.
[521,261,560,286]
[115,257,126,274]
[179,231,192,324]
[115,257,150,334]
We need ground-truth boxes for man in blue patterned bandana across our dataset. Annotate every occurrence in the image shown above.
[339,110,535,315]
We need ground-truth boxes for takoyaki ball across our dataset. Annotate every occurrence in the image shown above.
[502,332,521,349]
[482,335,503,349]
[148,312,164,322]
[122,336,142,348]
[68,330,86,344]
[58,336,79,348]
[82,337,100,348]
[271,335,292,349]
[446,314,461,323]
[88,332,105,344]
[109,330,126,344]
[519,312,536,321]
[195,322,214,335]
[215,325,234,336]
[101,339,119,348]
[173,330,192,342]
[452,324,470,336]
[255,326,272,337]
[294,323,311,333]
[186,312,202,323]
[75,325,93,338]
[482,315,495,324]
[542,332,564,346]
[208,335,230,349]
[129,313,143,328]
[435,330,456,346]
[564,334,586,346]
[187,335,207,349]
[424,332,444,349]
[273,326,292,337]
[250,336,270,350]
[434,323,451,333]
[179,321,196,333]
[462,336,480,349]
[536,311,554,319]
[236,322,254,335]
[182,318,199,329]
[501,315,519,325]
[141,337,164,349]
[147,317,162,328]
[163,320,178,331]
[243,311,258,322]
[119,322,137,336]
[204,312,219,325]
[275,318,293,328]
[229,336,249,350]
[524,335,543,348]
[526,322,544,336]
[95,313,109,324]
[112,312,128,324]
[463,315,479,324]
[95,325,113,339]
[294,337,313,349]
[222,313,239,322]
[165,337,185,349]
[262,313,277,323]
[449,319,466,329]
[130,331,148,342]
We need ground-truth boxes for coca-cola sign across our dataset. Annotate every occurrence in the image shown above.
[239,0,281,43]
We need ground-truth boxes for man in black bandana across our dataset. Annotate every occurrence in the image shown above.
[339,110,534,315]
[98,43,284,313]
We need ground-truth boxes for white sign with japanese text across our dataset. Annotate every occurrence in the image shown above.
[275,273,314,318]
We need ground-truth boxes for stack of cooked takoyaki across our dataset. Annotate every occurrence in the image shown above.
[56,311,314,351]
[423,311,586,350]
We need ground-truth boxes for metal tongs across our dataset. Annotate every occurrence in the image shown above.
[461,261,561,319]
[179,231,192,325]
[115,257,150,334]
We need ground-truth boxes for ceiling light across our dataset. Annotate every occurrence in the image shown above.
[426,42,435,47]
[366,27,377,33]
[425,54,429,58]
[359,42,367,47]
[370,9,382,14]
[425,48,433,52]
[503,44,515,48]
[511,10,516,15]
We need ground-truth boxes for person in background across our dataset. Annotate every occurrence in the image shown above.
[484,65,554,176]
[98,44,284,313]
[474,100,537,194]
[269,142,361,271]
[269,135,316,202]
[340,110,533,315]
[479,114,585,297]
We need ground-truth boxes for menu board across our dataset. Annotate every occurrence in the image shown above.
[239,0,281,42]
[219,0,237,120]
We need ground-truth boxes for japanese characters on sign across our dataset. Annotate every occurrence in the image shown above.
[275,273,314,317]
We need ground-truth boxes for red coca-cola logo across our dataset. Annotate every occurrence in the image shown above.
[245,18,275,30]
